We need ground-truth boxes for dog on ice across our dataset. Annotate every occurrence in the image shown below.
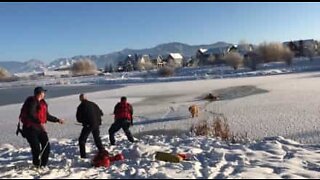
[188,105,199,118]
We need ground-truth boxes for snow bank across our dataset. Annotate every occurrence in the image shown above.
[0,134,319,179]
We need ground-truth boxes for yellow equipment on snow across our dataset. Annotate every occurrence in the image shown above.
[155,151,184,163]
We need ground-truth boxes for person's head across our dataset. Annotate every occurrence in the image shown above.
[79,94,87,102]
[34,86,46,100]
[121,96,127,102]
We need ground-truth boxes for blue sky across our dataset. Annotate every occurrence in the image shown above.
[0,2,320,63]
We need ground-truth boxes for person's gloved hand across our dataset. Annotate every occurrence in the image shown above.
[58,119,65,124]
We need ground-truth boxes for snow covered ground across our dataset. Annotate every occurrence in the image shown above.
[1,58,320,178]
[1,135,320,179]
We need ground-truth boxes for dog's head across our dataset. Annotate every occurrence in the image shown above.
[189,105,198,112]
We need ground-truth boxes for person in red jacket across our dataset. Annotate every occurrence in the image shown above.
[19,86,64,168]
[108,96,135,145]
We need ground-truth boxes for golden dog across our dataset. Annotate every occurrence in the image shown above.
[188,105,199,118]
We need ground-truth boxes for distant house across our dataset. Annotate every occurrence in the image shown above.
[195,44,254,66]
[123,54,137,65]
[117,54,136,72]
[195,49,207,65]
[118,54,164,72]
[185,57,195,67]
[197,44,254,58]
[138,55,151,64]
[151,55,165,68]
[135,55,153,70]
[196,48,208,57]
[165,53,184,67]
[205,45,235,59]
[233,44,254,56]
[283,39,318,57]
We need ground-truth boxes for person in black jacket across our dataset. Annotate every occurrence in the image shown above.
[76,94,105,158]
[19,86,64,168]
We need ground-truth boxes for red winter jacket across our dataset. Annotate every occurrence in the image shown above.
[20,96,59,130]
[114,101,133,121]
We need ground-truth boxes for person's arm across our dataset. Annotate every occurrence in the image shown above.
[95,103,103,116]
[48,112,64,124]
[129,104,133,125]
[113,103,119,115]
[113,103,120,121]
[76,105,83,123]
[45,102,63,124]
[129,104,133,117]
[47,112,60,123]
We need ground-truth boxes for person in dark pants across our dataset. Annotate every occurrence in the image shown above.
[76,94,105,158]
[19,86,64,168]
[109,96,135,145]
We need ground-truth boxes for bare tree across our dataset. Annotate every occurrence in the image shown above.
[71,59,97,76]
[158,66,175,77]
[223,52,244,70]
[0,67,10,80]
[207,54,216,65]
[256,42,294,65]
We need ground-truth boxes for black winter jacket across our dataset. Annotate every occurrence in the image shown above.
[76,100,103,128]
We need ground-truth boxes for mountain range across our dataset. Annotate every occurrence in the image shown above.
[0,41,231,74]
